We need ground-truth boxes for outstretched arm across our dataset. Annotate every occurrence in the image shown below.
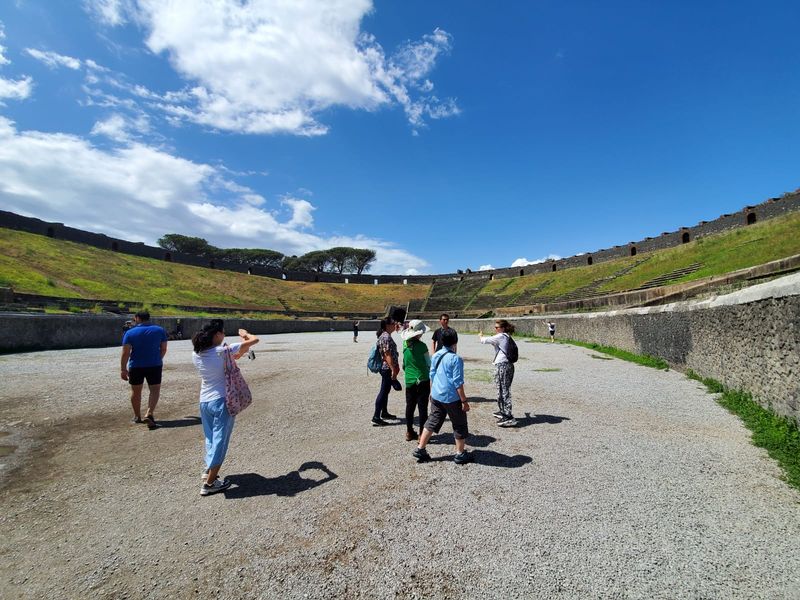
[233,329,259,359]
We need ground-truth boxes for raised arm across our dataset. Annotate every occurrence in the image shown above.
[233,328,260,359]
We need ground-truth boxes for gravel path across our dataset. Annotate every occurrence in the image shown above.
[1,332,799,599]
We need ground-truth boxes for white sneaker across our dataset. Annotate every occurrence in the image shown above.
[200,477,231,496]
[498,417,518,428]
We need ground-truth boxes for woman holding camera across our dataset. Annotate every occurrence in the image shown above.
[192,319,259,496]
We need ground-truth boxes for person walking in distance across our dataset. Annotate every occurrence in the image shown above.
[120,311,168,429]
[192,319,259,496]
[413,328,472,464]
[353,320,359,343]
[401,320,431,441]
[479,319,518,427]
[431,313,458,354]
[372,318,402,426]
[547,320,556,343]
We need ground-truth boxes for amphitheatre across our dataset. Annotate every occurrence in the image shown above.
[1,191,799,598]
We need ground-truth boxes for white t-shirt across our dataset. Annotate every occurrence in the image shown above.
[192,342,242,403]
[480,333,510,365]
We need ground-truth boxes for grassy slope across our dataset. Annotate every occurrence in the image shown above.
[2,210,799,312]
[474,211,800,305]
[0,229,428,312]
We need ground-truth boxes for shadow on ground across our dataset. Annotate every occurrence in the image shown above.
[224,461,337,499]
[156,416,202,429]
[429,433,496,448]
[514,412,570,428]
[425,450,532,468]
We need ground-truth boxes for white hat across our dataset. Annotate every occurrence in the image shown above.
[401,319,429,341]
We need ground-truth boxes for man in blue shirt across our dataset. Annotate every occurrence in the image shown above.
[413,329,472,464]
[120,311,168,429]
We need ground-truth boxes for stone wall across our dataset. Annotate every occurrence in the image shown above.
[0,315,379,354]
[442,272,800,423]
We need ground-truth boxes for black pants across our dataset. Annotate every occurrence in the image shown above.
[405,380,430,432]
[373,370,393,419]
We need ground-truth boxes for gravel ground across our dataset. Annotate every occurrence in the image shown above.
[1,332,799,599]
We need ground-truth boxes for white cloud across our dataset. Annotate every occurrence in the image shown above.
[83,0,458,135]
[0,22,33,102]
[90,112,151,142]
[478,264,494,271]
[24,48,82,70]
[0,116,428,274]
[511,254,561,267]
[0,74,32,101]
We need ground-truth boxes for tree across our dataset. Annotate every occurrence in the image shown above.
[298,250,332,272]
[327,247,353,273]
[351,248,377,274]
[219,248,284,267]
[157,234,218,257]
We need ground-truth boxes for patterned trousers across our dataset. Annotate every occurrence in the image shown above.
[494,362,515,417]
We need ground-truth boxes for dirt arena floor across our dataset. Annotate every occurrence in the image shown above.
[1,332,799,599]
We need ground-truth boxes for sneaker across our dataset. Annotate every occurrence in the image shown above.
[381,412,398,420]
[247,349,256,360]
[200,477,231,496]
[453,451,473,465]
[143,415,157,430]
[492,410,505,420]
[371,417,387,427]
[498,417,518,428]
[131,416,143,424]
[413,447,432,463]
[405,430,418,441]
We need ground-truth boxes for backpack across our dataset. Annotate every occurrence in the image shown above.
[367,342,384,373]
[499,334,519,364]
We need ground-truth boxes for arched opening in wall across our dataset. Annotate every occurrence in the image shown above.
[747,212,757,225]
[682,232,690,244]
[164,252,172,262]
[247,267,252,275]
[344,278,349,284]
[490,274,495,280]
[46,227,54,238]
[519,269,524,276]
[630,246,637,256]
[281,273,287,280]
[374,279,379,285]
[552,264,557,272]
[460,276,464,281]
[587,256,593,266]
[403,279,408,285]
[209,261,216,269]
[314,275,319,282]
[111,242,119,251]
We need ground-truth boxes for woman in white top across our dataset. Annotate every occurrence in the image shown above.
[191,319,259,496]
[478,319,517,427]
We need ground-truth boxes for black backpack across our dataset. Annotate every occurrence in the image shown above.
[499,334,519,363]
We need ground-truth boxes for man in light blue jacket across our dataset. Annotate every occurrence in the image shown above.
[413,329,472,465]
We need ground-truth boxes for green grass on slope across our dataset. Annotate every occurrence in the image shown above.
[476,211,800,305]
[0,229,429,312]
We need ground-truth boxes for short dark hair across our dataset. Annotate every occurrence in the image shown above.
[441,328,458,348]
[377,317,394,337]
[135,310,150,321]
[440,313,450,320]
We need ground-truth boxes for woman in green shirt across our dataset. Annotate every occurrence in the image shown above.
[401,320,432,441]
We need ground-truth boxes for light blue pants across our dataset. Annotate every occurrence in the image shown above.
[200,397,235,470]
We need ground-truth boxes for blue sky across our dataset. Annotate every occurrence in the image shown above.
[0,1,799,274]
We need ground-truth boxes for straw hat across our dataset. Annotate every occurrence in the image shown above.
[401,319,429,341]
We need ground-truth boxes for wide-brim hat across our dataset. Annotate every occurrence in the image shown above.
[401,319,429,340]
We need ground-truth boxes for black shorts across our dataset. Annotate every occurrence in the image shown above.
[128,366,163,386]
[424,398,469,440]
